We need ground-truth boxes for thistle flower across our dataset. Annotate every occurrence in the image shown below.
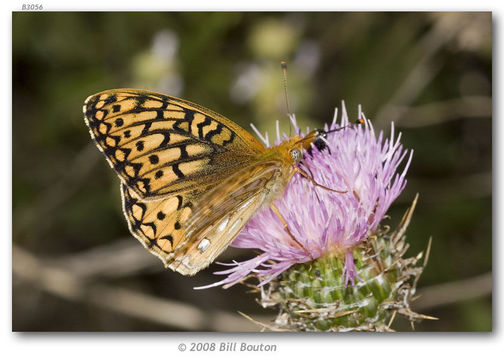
[200,102,431,331]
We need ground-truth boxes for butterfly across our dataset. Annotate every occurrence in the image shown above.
[83,89,345,275]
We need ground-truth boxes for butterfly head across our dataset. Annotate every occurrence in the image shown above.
[283,130,328,165]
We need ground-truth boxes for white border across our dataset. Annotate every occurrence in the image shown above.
[3,2,501,359]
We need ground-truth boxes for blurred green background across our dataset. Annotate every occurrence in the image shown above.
[12,12,491,331]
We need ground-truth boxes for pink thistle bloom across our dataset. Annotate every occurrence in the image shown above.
[197,102,412,289]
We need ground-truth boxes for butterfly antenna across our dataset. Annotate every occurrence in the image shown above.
[326,118,362,135]
[281,61,293,136]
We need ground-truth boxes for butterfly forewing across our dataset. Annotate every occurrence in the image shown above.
[83,89,264,199]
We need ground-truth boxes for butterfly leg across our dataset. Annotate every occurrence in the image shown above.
[294,167,348,194]
[296,166,363,202]
[299,159,322,203]
[270,204,313,259]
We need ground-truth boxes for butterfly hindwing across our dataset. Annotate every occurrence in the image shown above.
[168,161,284,275]
[121,160,285,275]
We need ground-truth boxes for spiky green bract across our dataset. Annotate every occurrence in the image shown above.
[258,197,432,332]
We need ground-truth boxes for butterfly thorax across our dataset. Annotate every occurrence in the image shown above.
[250,135,305,203]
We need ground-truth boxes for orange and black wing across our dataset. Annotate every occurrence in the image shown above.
[84,89,278,275]
[83,89,265,199]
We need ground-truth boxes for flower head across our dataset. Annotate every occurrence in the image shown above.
[199,102,412,289]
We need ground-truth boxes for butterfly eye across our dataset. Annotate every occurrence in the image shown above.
[290,148,303,161]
